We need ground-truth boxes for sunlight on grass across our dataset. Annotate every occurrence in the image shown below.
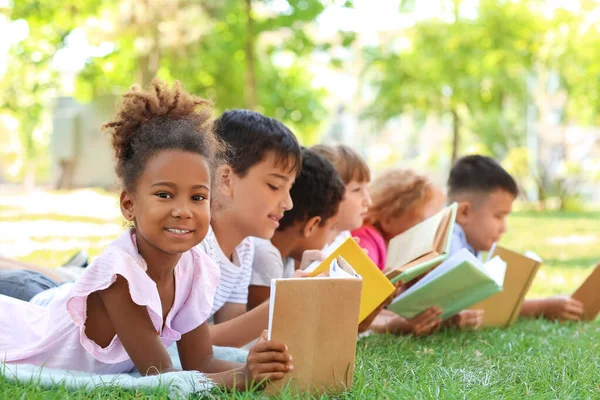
[1,190,599,399]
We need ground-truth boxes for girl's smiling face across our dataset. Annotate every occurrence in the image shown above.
[120,149,212,258]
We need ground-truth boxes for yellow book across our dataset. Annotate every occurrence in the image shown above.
[304,236,395,323]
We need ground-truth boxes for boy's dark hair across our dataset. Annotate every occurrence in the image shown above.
[448,155,519,200]
[214,109,302,177]
[278,148,345,231]
[103,80,223,191]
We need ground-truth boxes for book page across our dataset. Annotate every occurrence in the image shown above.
[386,206,447,268]
[524,250,543,263]
[482,256,507,287]
[267,279,277,340]
[331,256,360,279]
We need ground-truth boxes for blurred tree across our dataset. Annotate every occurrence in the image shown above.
[364,0,542,164]
[74,0,333,143]
[0,2,102,187]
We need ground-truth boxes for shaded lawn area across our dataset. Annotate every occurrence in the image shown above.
[1,191,599,398]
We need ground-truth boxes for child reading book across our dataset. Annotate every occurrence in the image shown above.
[353,168,483,334]
[199,109,303,345]
[4,108,303,350]
[248,148,345,310]
[0,80,292,389]
[352,169,446,271]
[311,144,372,243]
[447,154,584,322]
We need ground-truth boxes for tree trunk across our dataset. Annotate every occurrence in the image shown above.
[451,108,460,165]
[244,0,257,110]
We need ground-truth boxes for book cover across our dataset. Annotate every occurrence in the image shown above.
[266,277,362,395]
[470,245,542,327]
[572,264,600,321]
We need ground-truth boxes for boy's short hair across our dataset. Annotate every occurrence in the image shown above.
[214,109,302,177]
[448,155,519,200]
[311,144,370,184]
[278,148,345,231]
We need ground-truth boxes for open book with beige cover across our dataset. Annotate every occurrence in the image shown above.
[385,203,457,283]
[470,245,542,327]
[266,257,362,395]
[572,264,600,321]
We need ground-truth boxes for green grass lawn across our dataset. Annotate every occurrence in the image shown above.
[1,191,599,399]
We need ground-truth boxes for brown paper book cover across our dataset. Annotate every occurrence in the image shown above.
[572,264,600,321]
[265,277,362,395]
[470,246,541,328]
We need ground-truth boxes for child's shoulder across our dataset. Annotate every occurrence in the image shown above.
[352,225,383,241]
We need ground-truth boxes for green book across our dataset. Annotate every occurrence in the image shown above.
[385,203,458,284]
[387,248,507,320]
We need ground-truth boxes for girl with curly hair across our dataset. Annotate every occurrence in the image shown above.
[0,80,292,389]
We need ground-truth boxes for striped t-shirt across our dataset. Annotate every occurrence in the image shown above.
[197,226,254,317]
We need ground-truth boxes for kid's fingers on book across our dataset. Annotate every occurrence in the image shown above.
[304,237,395,323]
[266,272,362,395]
[384,203,458,283]
[387,248,507,320]
[470,245,542,328]
[572,264,600,321]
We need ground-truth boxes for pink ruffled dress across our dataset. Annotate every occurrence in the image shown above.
[0,230,220,374]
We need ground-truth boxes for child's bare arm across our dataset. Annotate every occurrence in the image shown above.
[520,296,583,321]
[213,303,247,324]
[209,302,270,347]
[248,285,271,310]
[94,276,176,375]
[178,325,292,389]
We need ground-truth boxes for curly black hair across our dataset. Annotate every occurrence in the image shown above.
[213,109,302,177]
[102,79,223,191]
[278,147,345,231]
[448,155,519,199]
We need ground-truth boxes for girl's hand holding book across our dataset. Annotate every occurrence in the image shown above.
[244,330,293,387]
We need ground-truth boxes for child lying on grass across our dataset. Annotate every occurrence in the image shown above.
[447,155,584,322]
[0,80,292,390]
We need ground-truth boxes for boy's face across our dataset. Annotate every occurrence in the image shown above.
[228,153,296,239]
[336,179,372,232]
[457,189,515,253]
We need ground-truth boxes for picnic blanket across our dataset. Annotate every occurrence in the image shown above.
[1,345,249,398]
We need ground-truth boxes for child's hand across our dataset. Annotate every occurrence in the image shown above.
[299,249,325,271]
[407,306,443,336]
[291,269,310,278]
[244,330,293,386]
[540,296,584,321]
[444,309,484,330]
